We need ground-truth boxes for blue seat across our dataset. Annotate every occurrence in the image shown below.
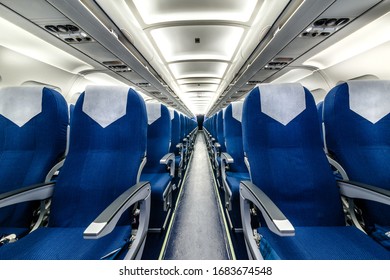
[240,83,390,259]
[0,86,68,244]
[204,114,217,151]
[323,80,390,249]
[205,112,222,177]
[141,102,174,230]
[178,113,189,169]
[220,101,249,229]
[169,109,184,179]
[316,101,325,147]
[216,110,226,153]
[0,86,151,259]
[212,110,226,178]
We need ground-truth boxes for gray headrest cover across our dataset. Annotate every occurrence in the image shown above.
[0,86,43,127]
[348,80,390,124]
[83,85,128,128]
[259,83,306,126]
[232,101,244,123]
[146,102,162,125]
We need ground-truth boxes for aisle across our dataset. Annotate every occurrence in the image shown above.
[162,131,231,260]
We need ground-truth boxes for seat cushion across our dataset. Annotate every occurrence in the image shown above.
[226,172,250,197]
[0,227,30,241]
[0,225,131,260]
[140,172,171,200]
[175,155,181,167]
[258,226,390,260]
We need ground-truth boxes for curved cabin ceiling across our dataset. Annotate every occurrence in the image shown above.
[95,0,290,115]
[1,0,388,117]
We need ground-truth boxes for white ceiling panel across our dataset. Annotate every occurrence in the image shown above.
[132,0,259,24]
[177,78,221,85]
[95,0,290,115]
[180,83,219,93]
[151,25,244,62]
[169,62,228,79]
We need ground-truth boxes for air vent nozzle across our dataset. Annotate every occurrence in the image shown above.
[44,24,92,44]
[301,17,349,38]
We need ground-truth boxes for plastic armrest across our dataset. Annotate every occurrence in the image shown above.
[240,180,295,236]
[220,153,234,196]
[337,180,390,206]
[160,153,175,177]
[221,152,234,164]
[84,182,151,239]
[0,182,55,209]
[44,158,66,182]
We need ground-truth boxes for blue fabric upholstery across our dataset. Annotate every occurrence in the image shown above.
[169,110,180,154]
[222,102,249,228]
[0,226,131,260]
[226,172,250,197]
[216,110,226,152]
[224,102,247,173]
[141,103,172,229]
[180,114,185,140]
[258,226,390,260]
[0,86,68,236]
[316,101,324,146]
[242,84,343,227]
[140,173,171,200]
[175,156,181,167]
[142,103,171,184]
[323,81,390,245]
[0,86,148,259]
[225,172,250,228]
[242,83,390,259]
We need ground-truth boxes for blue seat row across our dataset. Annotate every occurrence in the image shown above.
[0,85,197,259]
[206,81,390,259]
[239,81,390,259]
[321,80,390,250]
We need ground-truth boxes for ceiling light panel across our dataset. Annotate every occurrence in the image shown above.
[132,0,258,24]
[184,91,215,98]
[177,78,221,85]
[151,26,244,62]
[180,83,219,93]
[169,62,228,79]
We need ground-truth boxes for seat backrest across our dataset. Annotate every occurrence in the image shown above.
[0,86,68,228]
[69,104,75,124]
[223,101,247,173]
[48,86,147,228]
[144,102,171,173]
[216,110,226,152]
[316,101,324,146]
[323,80,390,225]
[242,83,345,227]
[169,109,180,153]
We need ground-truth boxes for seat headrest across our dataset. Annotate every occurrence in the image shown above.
[82,85,128,128]
[145,102,162,125]
[168,108,175,121]
[231,101,244,122]
[347,80,390,124]
[258,83,306,126]
[0,86,44,127]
